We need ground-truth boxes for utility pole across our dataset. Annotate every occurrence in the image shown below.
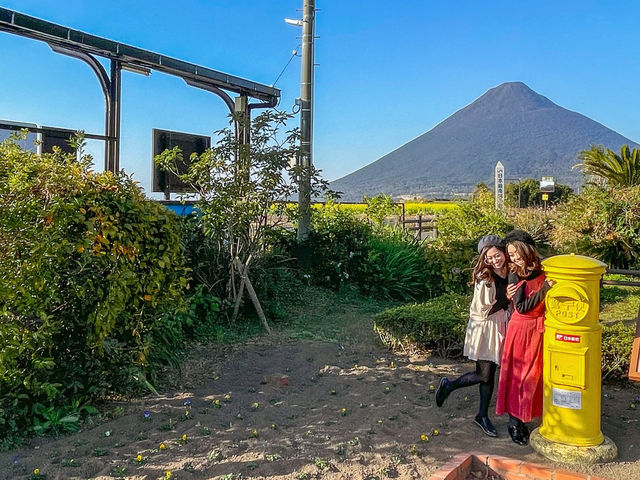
[296,0,315,242]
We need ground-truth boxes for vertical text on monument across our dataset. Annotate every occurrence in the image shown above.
[494,161,505,210]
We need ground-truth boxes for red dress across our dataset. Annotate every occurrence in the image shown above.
[495,273,546,422]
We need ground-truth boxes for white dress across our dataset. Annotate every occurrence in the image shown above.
[463,278,509,364]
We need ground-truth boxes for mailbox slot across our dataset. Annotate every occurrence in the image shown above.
[549,346,588,389]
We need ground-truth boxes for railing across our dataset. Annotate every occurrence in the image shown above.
[603,269,640,287]
[401,214,438,240]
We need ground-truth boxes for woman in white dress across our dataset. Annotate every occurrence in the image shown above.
[435,235,510,437]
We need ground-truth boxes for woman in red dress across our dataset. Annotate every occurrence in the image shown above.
[496,230,554,446]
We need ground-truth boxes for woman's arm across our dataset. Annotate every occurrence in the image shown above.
[511,272,554,313]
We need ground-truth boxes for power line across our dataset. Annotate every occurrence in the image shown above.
[272,44,300,87]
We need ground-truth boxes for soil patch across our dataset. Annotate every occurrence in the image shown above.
[2,339,640,480]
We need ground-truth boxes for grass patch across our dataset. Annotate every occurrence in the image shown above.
[271,285,396,348]
[600,285,640,327]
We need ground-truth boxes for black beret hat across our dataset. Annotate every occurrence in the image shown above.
[504,229,536,247]
[477,234,505,254]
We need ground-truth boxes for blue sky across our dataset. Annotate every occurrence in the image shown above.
[1,0,639,194]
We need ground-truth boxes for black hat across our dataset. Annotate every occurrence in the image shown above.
[504,229,536,247]
[477,234,505,254]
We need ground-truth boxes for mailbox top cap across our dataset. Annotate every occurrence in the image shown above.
[542,254,607,271]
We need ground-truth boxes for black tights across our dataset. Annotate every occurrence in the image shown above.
[447,360,497,418]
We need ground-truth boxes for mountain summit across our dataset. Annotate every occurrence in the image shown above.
[331,82,637,199]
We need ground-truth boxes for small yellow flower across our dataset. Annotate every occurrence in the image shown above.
[341,408,347,415]
[631,403,637,409]
[420,433,429,442]
[252,402,259,409]
[182,434,188,441]
[76,245,85,253]
[143,294,152,301]
[159,442,166,450]
[33,468,40,475]
[165,471,172,479]
[384,386,390,393]
[433,429,439,436]
[271,423,277,429]
[136,454,143,462]
[429,385,435,391]
[252,429,259,437]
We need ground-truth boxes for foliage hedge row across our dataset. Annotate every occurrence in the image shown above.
[274,199,477,302]
[601,322,635,381]
[0,137,192,446]
[373,294,471,358]
[374,295,635,382]
[551,185,640,269]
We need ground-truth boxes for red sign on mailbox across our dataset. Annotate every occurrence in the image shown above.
[555,333,581,343]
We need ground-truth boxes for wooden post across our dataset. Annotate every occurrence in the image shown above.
[629,304,640,382]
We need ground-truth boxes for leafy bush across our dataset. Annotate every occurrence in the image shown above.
[510,207,554,247]
[360,231,428,301]
[0,135,188,444]
[280,200,373,289]
[424,239,476,296]
[363,194,400,226]
[373,293,471,358]
[435,189,512,243]
[601,322,635,381]
[249,251,305,321]
[550,185,640,268]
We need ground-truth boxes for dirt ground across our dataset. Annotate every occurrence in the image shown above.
[2,338,640,480]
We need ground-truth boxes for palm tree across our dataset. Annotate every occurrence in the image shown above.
[574,144,640,187]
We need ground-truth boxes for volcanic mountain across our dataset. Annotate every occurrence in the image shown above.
[330,82,638,200]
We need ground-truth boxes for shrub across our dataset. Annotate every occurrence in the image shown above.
[363,194,400,226]
[510,207,554,247]
[373,293,471,358]
[550,185,640,269]
[0,135,188,443]
[435,190,512,243]
[360,231,428,301]
[281,200,373,289]
[424,240,476,296]
[601,322,635,381]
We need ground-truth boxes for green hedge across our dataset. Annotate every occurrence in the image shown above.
[0,136,189,446]
[601,322,635,382]
[373,293,471,358]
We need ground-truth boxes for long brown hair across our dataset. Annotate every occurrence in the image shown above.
[469,245,506,285]
[508,240,541,277]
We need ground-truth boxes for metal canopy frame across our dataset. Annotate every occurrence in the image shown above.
[0,7,280,172]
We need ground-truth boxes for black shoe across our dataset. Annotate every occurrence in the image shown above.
[519,422,530,442]
[474,415,498,437]
[508,425,527,446]
[435,377,450,407]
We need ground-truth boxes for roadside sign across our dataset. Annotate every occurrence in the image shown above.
[540,176,555,193]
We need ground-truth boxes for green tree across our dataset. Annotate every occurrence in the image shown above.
[575,144,640,187]
[505,178,572,207]
[157,111,329,331]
